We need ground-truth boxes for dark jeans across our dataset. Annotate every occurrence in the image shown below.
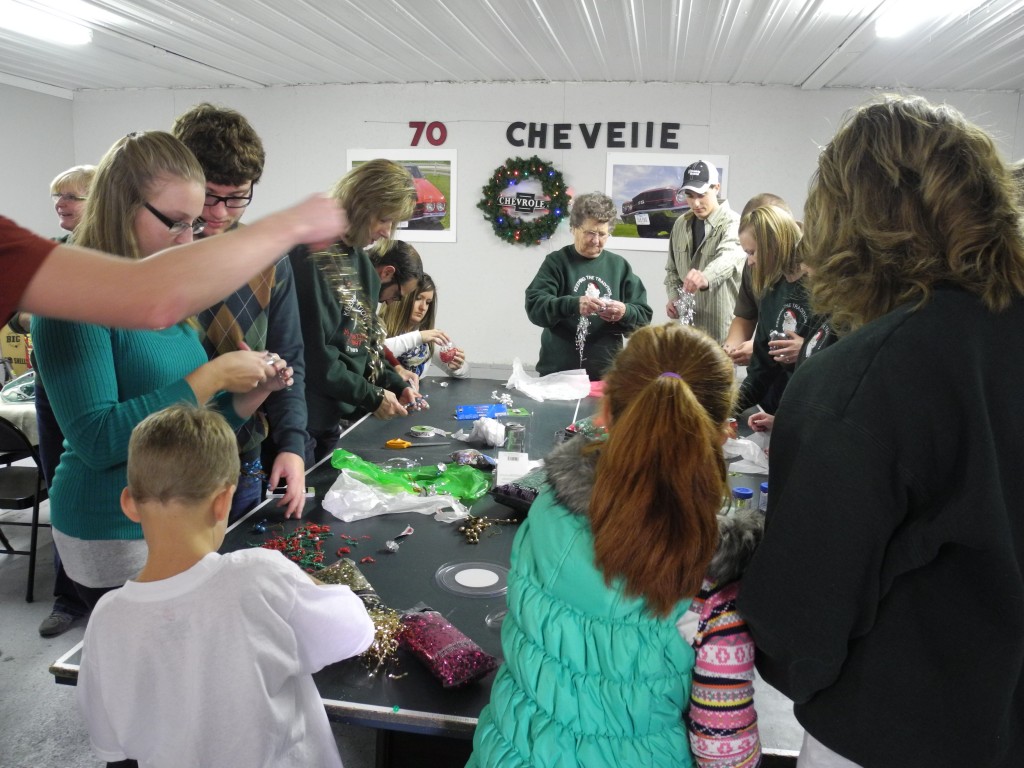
[52,549,89,617]
[36,380,90,618]
[230,447,268,524]
[71,580,120,612]
[307,424,342,464]
[260,424,316,470]
[229,465,265,525]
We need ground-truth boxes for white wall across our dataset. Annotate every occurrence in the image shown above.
[6,81,1021,367]
[0,84,75,234]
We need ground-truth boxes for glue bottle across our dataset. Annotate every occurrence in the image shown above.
[731,486,754,512]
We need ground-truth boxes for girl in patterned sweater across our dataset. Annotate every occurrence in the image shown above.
[680,507,764,767]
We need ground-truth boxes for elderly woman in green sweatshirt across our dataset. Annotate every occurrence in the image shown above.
[525,192,652,380]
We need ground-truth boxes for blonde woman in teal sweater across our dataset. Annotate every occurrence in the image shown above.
[32,132,292,609]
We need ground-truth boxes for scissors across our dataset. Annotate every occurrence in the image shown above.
[385,438,451,449]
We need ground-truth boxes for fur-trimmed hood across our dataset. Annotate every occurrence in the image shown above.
[543,435,764,585]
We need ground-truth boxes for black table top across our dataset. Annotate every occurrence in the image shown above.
[267,377,596,736]
[51,377,597,739]
[50,375,773,741]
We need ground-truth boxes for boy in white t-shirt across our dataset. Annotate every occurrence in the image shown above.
[77,404,374,768]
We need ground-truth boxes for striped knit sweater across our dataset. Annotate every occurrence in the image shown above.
[679,507,764,768]
[684,580,761,767]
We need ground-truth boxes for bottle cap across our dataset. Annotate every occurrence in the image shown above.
[731,486,754,499]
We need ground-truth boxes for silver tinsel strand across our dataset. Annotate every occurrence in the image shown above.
[674,286,696,326]
[575,315,590,368]
[575,289,611,368]
[310,244,389,384]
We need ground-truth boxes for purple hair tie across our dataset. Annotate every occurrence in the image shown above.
[660,372,682,379]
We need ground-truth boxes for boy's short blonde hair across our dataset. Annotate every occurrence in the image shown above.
[127,405,240,504]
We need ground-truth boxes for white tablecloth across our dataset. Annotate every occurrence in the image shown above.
[0,402,38,445]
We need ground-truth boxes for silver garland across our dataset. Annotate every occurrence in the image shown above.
[674,286,696,326]
[575,288,611,369]
[310,244,389,384]
[575,315,590,368]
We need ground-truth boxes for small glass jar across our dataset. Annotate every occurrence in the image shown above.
[731,486,754,511]
[504,422,528,454]
[758,481,769,513]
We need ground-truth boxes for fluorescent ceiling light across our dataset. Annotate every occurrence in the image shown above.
[875,0,985,38]
[0,1,93,45]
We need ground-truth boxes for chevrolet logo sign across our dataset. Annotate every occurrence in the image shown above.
[497,192,550,214]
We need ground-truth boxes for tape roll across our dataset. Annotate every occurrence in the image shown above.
[410,425,435,436]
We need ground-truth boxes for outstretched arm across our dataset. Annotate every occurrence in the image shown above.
[20,195,346,328]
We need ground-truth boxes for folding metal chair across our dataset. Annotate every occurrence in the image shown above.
[0,416,49,602]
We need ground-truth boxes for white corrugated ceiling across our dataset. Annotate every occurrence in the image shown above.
[1,0,1022,97]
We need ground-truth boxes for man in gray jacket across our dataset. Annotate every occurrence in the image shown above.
[664,159,745,344]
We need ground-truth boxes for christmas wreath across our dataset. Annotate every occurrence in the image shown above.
[478,155,570,245]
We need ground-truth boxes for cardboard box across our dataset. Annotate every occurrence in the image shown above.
[1,323,30,375]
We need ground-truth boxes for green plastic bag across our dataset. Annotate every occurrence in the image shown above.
[330,448,490,503]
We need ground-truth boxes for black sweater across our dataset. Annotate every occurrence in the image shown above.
[740,287,1024,767]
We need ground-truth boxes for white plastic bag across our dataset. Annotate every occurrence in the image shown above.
[452,416,506,448]
[505,358,590,402]
[322,469,469,523]
[723,432,770,475]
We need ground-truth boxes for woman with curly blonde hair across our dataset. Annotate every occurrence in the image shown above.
[801,96,1024,333]
[740,94,1024,768]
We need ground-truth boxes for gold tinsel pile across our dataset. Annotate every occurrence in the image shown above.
[318,558,402,675]
[362,606,403,675]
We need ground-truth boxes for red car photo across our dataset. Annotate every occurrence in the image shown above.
[404,164,447,230]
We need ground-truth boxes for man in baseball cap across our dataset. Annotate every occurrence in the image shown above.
[681,158,719,194]
[664,159,745,344]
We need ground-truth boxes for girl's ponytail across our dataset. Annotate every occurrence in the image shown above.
[589,323,734,616]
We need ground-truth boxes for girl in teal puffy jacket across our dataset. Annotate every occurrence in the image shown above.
[468,323,762,768]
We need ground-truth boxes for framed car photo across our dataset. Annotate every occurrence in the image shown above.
[605,152,730,252]
[347,148,457,243]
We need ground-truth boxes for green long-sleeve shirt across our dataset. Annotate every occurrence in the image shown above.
[525,245,652,380]
[289,243,406,433]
